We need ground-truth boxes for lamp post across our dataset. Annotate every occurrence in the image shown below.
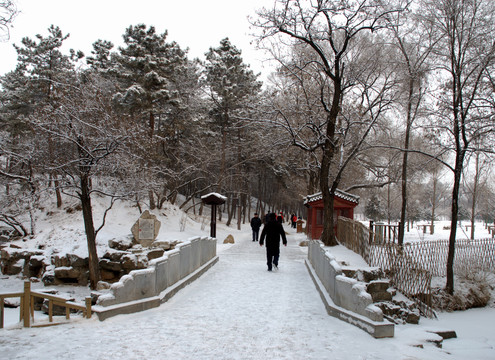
[201,193,227,238]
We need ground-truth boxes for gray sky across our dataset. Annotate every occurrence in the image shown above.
[0,0,275,79]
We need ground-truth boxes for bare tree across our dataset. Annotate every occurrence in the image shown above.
[0,0,17,41]
[463,149,492,239]
[385,0,437,245]
[253,0,402,245]
[420,0,495,294]
[32,73,128,290]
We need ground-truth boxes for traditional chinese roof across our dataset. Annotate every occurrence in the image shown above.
[201,192,227,205]
[304,189,360,205]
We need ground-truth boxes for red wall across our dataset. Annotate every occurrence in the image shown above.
[306,197,357,240]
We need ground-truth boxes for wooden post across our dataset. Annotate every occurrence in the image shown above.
[0,296,4,329]
[48,300,53,323]
[23,281,30,328]
[19,296,23,323]
[369,221,374,244]
[85,297,92,319]
[211,204,217,238]
[30,294,35,319]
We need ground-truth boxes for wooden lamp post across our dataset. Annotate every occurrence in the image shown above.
[201,193,227,238]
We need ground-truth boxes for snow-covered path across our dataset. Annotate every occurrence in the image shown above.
[0,229,487,359]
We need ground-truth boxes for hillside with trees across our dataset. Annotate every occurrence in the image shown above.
[1,0,494,295]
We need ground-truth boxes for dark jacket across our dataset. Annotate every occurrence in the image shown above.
[260,219,287,248]
[250,216,262,230]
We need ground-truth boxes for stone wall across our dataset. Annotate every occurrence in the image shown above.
[93,236,218,320]
[307,240,394,338]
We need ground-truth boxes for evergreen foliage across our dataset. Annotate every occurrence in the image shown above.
[0,0,494,293]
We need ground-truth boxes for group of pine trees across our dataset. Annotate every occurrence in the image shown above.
[0,24,308,288]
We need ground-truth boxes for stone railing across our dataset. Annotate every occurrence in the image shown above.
[306,240,394,338]
[93,236,217,320]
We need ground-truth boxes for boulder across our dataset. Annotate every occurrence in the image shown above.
[146,249,165,260]
[404,308,420,324]
[223,235,235,244]
[67,253,88,268]
[153,240,172,250]
[53,266,82,284]
[27,255,46,278]
[375,300,421,324]
[102,249,127,262]
[7,258,25,275]
[361,268,384,283]
[100,269,118,282]
[131,210,161,247]
[1,248,44,276]
[99,258,123,272]
[108,237,134,251]
[121,254,139,270]
[52,254,70,268]
[42,269,55,285]
[366,280,393,302]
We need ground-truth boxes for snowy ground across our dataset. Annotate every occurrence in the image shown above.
[1,201,495,359]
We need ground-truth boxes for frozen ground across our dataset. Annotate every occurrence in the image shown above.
[1,201,494,359]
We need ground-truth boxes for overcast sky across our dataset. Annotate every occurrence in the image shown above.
[0,0,276,79]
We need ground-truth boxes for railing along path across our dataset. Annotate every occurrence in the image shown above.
[0,281,91,328]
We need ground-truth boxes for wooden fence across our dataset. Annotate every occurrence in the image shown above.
[338,217,495,317]
[0,281,92,328]
[369,221,399,244]
[374,238,495,277]
[338,217,434,317]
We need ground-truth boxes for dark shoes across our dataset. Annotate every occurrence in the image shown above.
[267,265,278,271]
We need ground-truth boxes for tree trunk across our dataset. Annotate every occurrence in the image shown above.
[237,198,242,231]
[470,151,480,240]
[398,77,414,246]
[431,176,437,235]
[320,142,336,245]
[54,177,62,208]
[149,189,156,210]
[226,197,234,226]
[80,173,101,290]
[446,154,464,295]
[319,77,340,246]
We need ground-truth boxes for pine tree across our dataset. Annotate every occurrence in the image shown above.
[112,24,189,138]
[365,194,385,221]
[203,38,262,226]
[0,25,79,236]
[86,39,115,72]
[111,24,194,209]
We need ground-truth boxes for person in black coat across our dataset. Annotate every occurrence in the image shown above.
[250,213,262,242]
[259,212,287,271]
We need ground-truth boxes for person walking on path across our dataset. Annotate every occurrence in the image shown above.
[250,213,262,242]
[259,212,287,271]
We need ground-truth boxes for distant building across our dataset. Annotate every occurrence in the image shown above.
[304,189,359,240]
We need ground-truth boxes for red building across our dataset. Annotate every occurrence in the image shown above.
[304,189,360,240]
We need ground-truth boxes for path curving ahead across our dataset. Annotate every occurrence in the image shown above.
[0,228,452,359]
